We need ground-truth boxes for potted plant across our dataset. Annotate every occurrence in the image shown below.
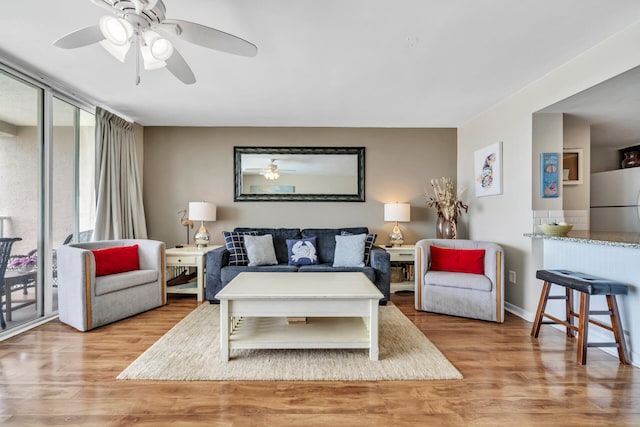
[10,255,37,273]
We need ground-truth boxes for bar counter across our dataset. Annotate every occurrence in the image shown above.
[525,230,640,249]
[526,229,640,365]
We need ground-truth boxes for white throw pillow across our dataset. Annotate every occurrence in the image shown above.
[332,233,366,267]
[244,234,278,266]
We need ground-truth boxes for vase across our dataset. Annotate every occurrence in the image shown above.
[621,151,640,169]
[436,216,457,239]
[18,265,34,274]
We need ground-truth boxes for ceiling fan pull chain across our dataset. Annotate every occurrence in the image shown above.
[135,31,141,86]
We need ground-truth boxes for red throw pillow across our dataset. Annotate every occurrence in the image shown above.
[92,244,140,277]
[429,246,485,275]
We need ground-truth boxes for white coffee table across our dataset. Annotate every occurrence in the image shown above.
[215,272,384,361]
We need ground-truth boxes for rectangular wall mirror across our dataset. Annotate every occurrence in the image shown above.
[234,146,365,201]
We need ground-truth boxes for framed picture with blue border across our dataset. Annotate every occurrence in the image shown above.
[541,152,559,198]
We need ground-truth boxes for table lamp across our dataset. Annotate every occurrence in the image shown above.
[188,202,217,247]
[384,203,410,246]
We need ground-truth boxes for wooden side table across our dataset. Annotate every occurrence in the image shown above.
[165,245,222,302]
[385,245,415,293]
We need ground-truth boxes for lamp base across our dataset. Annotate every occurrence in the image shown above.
[194,223,210,248]
[389,224,404,247]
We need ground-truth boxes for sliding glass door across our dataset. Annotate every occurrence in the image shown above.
[0,65,95,335]
[0,69,42,330]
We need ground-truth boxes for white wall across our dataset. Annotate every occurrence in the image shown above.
[458,21,640,316]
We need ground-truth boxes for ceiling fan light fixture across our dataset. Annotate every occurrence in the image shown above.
[150,36,174,61]
[140,30,171,69]
[99,16,132,46]
[140,45,167,70]
[264,171,280,180]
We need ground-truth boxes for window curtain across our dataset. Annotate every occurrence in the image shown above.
[93,107,148,240]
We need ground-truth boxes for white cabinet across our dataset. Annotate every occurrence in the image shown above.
[385,245,415,293]
[165,245,222,301]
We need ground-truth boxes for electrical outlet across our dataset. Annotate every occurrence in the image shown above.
[509,270,517,284]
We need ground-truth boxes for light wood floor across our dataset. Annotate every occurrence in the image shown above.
[1,292,638,426]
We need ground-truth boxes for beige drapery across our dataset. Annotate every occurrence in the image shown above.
[93,107,147,240]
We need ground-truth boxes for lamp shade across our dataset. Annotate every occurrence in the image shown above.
[384,203,410,222]
[188,202,217,221]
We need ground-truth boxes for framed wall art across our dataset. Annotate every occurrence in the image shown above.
[540,152,559,198]
[474,142,503,197]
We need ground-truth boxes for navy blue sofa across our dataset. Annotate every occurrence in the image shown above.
[205,227,390,305]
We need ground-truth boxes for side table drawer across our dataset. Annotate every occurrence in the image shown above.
[389,251,414,262]
[167,255,197,265]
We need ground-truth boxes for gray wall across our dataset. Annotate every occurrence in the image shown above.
[143,127,457,248]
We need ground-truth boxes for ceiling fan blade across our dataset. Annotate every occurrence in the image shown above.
[157,19,257,57]
[165,48,196,84]
[53,25,104,49]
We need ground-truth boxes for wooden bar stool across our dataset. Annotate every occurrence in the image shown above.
[531,269,629,365]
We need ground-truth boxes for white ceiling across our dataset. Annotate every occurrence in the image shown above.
[1,1,640,128]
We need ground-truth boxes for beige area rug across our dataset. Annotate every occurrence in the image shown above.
[117,303,462,381]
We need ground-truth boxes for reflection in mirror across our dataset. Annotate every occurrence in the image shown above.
[234,147,365,201]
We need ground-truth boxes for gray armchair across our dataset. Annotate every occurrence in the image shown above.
[415,239,504,323]
[56,239,166,331]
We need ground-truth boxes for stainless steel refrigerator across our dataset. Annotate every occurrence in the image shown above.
[590,167,640,232]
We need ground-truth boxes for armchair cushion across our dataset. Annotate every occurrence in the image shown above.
[91,244,140,276]
[95,269,159,296]
[429,246,485,275]
[424,271,493,292]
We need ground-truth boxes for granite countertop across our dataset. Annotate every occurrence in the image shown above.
[524,230,640,249]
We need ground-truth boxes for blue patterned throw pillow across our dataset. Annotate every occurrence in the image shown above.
[286,237,319,266]
[222,231,259,266]
[340,231,377,265]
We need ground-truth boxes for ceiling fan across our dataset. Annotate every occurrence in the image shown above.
[245,159,295,180]
[53,0,257,85]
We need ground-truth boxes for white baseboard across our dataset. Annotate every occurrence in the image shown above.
[505,302,534,322]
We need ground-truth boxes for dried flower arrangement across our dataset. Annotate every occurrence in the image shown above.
[426,177,468,237]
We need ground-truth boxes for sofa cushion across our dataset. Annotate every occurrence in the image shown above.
[244,234,278,266]
[91,244,140,277]
[333,233,366,267]
[341,230,377,265]
[429,246,485,274]
[301,227,369,264]
[95,269,159,296]
[298,264,376,283]
[223,231,260,266]
[221,264,299,285]
[424,270,492,292]
[234,228,301,264]
[286,237,319,266]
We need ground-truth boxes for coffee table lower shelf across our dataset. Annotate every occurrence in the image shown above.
[228,316,371,351]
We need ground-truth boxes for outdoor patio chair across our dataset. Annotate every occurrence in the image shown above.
[1,237,22,330]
